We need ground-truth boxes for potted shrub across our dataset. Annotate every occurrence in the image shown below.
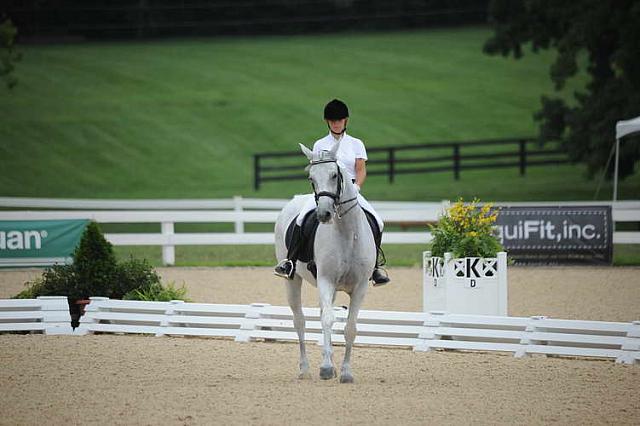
[15,222,177,327]
[424,199,507,316]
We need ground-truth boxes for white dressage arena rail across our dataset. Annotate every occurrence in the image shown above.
[61,298,640,365]
[0,296,73,335]
[0,196,444,211]
[0,197,446,265]
[2,297,638,364]
[2,196,639,211]
[1,197,639,265]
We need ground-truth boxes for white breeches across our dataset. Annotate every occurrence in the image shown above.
[296,193,384,231]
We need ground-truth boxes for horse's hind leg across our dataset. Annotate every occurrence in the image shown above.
[340,281,367,384]
[286,275,310,379]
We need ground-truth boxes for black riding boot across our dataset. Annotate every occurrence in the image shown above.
[371,241,390,286]
[274,224,303,279]
[364,211,390,286]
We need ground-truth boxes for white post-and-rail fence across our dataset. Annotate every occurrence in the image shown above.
[0,296,73,335]
[1,197,639,265]
[1,297,638,365]
[0,196,446,265]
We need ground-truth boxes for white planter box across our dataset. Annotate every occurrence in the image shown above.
[423,251,508,316]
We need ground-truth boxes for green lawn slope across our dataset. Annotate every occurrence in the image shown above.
[3,27,637,201]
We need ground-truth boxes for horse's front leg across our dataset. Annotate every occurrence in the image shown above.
[318,279,337,380]
[341,281,367,383]
[286,275,310,379]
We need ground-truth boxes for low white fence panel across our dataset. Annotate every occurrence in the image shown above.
[1,295,636,364]
[71,298,640,364]
[0,296,72,334]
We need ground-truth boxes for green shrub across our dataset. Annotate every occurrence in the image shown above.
[41,264,80,298]
[112,257,161,299]
[72,222,118,299]
[13,277,47,299]
[13,264,77,299]
[15,221,184,302]
[123,281,189,302]
[430,198,503,258]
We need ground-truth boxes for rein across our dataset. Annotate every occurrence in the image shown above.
[309,159,358,219]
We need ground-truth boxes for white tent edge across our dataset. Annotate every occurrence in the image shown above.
[613,116,640,201]
[616,116,640,139]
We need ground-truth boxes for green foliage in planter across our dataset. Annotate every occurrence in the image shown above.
[430,198,503,258]
[111,257,161,299]
[14,276,47,299]
[73,222,118,298]
[42,264,80,298]
[123,281,189,302]
[13,263,79,299]
[14,222,178,301]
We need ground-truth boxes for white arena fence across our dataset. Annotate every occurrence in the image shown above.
[0,196,446,265]
[1,297,638,364]
[1,197,639,265]
[0,296,73,335]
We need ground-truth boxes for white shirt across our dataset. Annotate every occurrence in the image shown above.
[312,132,368,181]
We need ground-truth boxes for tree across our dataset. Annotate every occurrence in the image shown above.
[0,16,20,89]
[484,0,640,180]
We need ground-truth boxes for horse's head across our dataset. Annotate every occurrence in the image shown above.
[300,142,343,223]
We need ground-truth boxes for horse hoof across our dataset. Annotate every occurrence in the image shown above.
[319,366,336,380]
[298,371,312,380]
[339,374,354,384]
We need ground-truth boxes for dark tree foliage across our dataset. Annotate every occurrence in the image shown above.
[0,17,20,88]
[3,1,489,39]
[484,0,640,179]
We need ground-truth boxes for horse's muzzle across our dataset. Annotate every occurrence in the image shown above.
[317,209,332,223]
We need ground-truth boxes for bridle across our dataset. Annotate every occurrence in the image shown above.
[308,159,358,219]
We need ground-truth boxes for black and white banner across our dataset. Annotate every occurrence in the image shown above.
[494,206,613,265]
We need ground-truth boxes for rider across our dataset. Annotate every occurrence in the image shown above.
[274,99,391,286]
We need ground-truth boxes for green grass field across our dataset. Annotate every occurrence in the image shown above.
[2,26,638,265]
[2,26,637,201]
[112,244,640,268]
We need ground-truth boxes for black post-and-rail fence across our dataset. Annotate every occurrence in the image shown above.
[253,138,569,190]
[5,2,488,40]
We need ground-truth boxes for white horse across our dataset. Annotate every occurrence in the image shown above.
[274,142,376,383]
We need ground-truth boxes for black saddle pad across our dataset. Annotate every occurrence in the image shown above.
[285,209,319,264]
[285,208,382,262]
[362,209,381,246]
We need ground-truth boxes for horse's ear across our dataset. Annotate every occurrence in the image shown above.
[299,143,314,161]
[329,140,340,158]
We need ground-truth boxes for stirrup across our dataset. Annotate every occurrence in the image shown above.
[371,267,390,287]
[274,259,295,279]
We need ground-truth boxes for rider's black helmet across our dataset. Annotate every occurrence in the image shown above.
[323,99,349,120]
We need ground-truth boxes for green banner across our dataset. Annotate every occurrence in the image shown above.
[0,220,89,267]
